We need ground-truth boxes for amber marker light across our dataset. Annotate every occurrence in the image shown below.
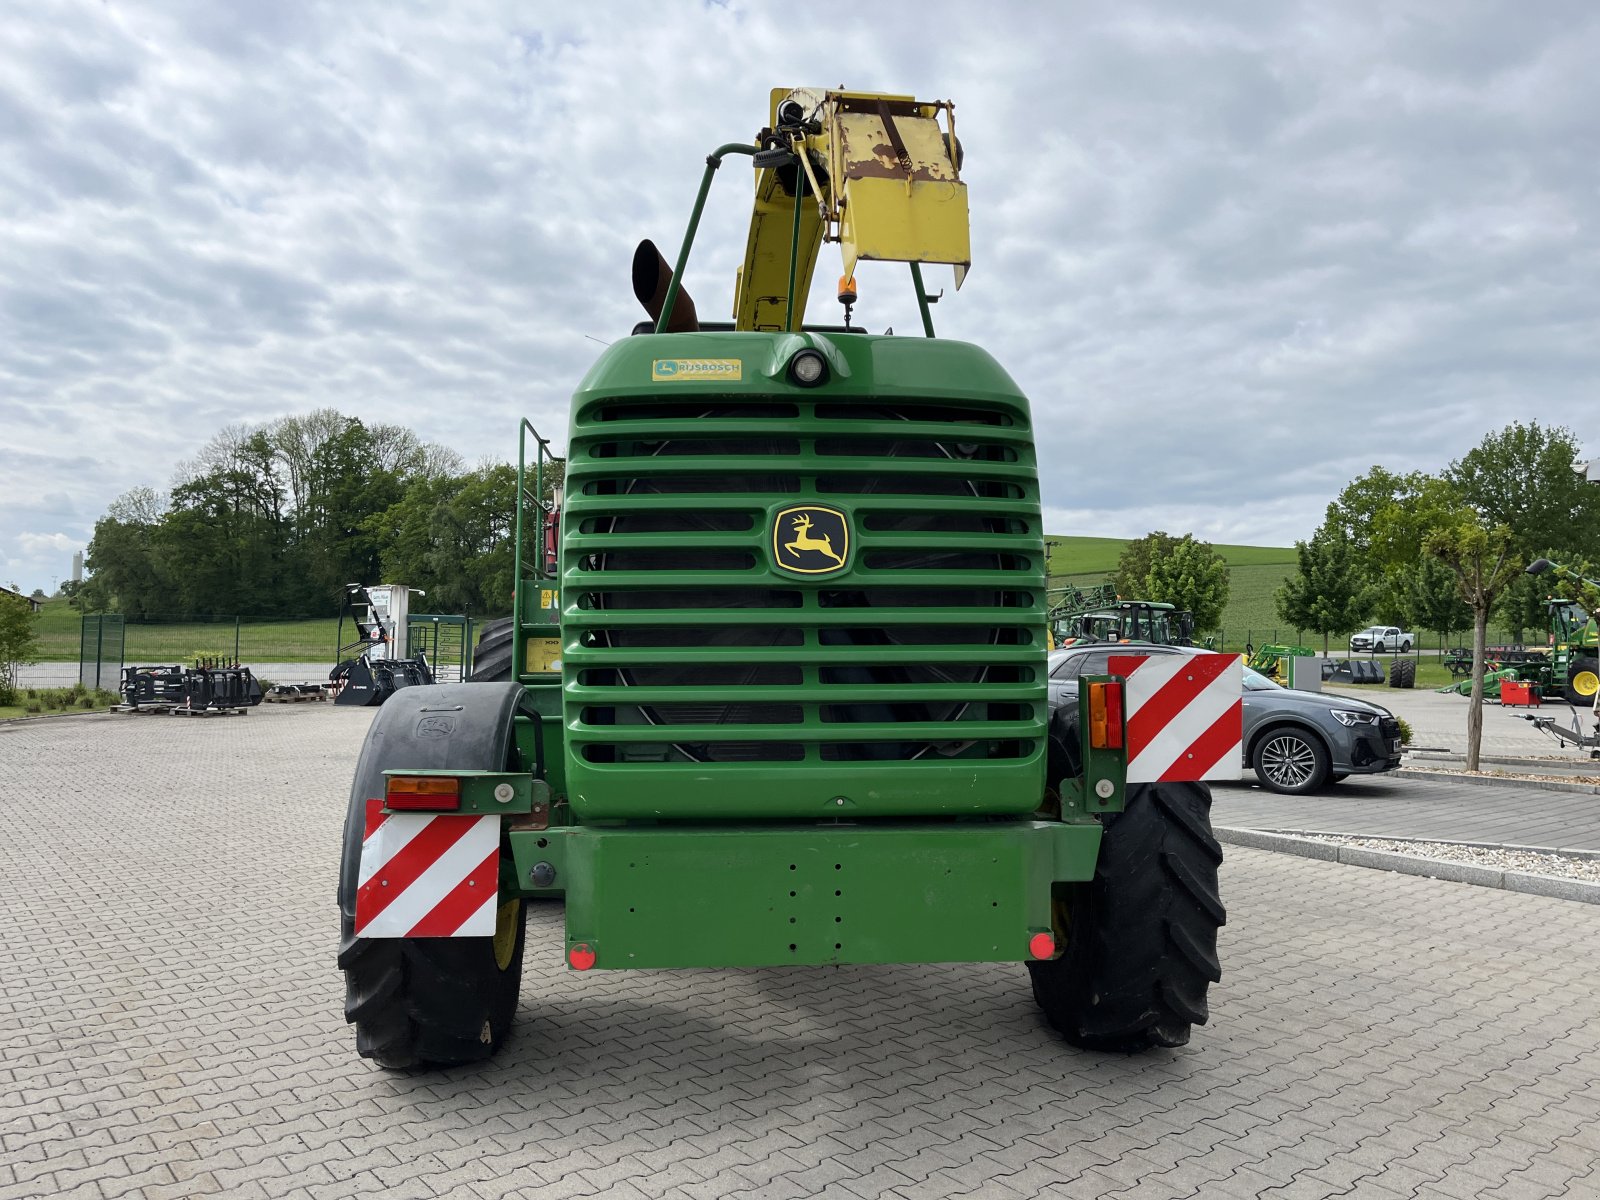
[385,775,461,811]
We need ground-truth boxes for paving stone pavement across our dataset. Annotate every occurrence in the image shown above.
[2,707,1599,1200]
[1214,773,1600,852]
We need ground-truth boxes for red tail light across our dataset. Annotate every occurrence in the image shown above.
[385,775,461,811]
[1087,682,1124,750]
[568,943,596,971]
[1029,931,1056,959]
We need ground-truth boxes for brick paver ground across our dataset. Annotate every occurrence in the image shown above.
[2,707,1598,1199]
[1214,773,1600,851]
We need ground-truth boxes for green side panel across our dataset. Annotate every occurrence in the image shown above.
[554,820,1100,968]
[561,331,1046,822]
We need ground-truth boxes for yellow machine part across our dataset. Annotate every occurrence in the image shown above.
[732,88,970,333]
[828,93,970,285]
[734,160,826,332]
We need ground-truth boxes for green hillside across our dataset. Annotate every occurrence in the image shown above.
[1046,534,1300,649]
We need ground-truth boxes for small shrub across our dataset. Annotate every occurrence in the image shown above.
[0,684,15,708]
[1395,716,1413,746]
[24,703,41,714]
[25,688,37,699]
[79,697,97,709]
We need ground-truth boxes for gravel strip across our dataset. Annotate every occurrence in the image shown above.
[1293,834,1600,883]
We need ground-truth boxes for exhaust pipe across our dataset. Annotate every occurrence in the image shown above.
[632,239,699,333]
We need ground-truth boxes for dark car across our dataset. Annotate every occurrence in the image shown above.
[1047,643,1403,795]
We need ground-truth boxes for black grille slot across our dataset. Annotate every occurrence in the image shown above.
[862,550,1031,572]
[864,512,1030,534]
[578,588,802,610]
[591,399,799,422]
[814,401,1016,427]
[814,436,1017,462]
[591,436,801,457]
[576,548,755,572]
[579,512,754,535]
[585,742,805,762]
[584,473,801,495]
[820,740,1033,762]
[581,626,804,649]
[818,474,1027,499]
[818,588,1035,609]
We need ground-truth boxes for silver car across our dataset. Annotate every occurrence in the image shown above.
[1047,643,1403,795]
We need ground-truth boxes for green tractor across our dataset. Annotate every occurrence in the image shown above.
[336,89,1229,1068]
[1525,558,1600,705]
[1046,586,1195,649]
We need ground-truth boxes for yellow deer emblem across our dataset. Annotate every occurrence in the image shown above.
[772,505,850,574]
[785,513,846,567]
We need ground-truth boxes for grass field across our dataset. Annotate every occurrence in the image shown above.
[31,599,341,663]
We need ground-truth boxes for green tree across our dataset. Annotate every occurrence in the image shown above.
[1402,555,1471,650]
[1110,532,1179,598]
[1425,517,1523,771]
[1275,529,1371,653]
[1117,532,1229,631]
[1447,422,1600,562]
[1447,422,1600,642]
[0,591,41,695]
[84,488,170,620]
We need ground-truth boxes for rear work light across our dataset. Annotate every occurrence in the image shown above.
[1087,682,1125,750]
[385,775,462,811]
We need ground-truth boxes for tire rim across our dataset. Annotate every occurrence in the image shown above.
[492,899,522,971]
[1261,735,1316,789]
[1574,669,1599,698]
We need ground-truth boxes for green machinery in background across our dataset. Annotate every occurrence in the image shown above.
[1438,559,1598,704]
[1046,584,1195,648]
[335,88,1228,1070]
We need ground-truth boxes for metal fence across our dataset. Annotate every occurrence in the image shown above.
[79,614,125,690]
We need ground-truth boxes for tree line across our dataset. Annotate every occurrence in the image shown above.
[78,410,542,621]
[1274,421,1599,654]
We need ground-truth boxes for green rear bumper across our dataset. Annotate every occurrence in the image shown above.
[509,819,1100,969]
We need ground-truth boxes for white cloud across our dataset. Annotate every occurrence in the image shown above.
[1,0,1596,594]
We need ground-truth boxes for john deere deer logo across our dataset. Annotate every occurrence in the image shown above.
[772,505,850,575]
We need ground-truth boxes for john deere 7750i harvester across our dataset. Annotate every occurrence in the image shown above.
[337,89,1232,1068]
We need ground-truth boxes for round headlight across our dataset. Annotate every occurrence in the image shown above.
[789,349,827,386]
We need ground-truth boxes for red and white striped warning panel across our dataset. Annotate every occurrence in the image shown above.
[354,799,499,938]
[1108,653,1243,783]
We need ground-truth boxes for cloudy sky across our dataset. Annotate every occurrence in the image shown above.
[2,0,1596,594]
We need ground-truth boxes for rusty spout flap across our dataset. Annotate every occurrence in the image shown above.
[825,92,971,287]
[633,239,699,332]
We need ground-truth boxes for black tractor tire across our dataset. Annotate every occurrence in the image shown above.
[468,618,514,682]
[1388,659,1416,689]
[1562,656,1599,708]
[1028,780,1225,1052]
[337,683,530,1069]
[1251,725,1331,794]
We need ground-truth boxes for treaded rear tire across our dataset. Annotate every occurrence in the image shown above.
[337,683,530,1069]
[1028,781,1226,1052]
[1388,659,1416,689]
[468,618,514,682]
[1562,656,1599,707]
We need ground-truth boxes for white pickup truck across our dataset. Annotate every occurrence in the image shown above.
[1349,625,1414,653]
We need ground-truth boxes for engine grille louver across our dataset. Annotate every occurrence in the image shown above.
[563,394,1046,815]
